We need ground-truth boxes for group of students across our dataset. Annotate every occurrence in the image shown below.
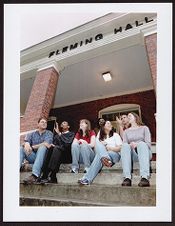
[20,112,152,187]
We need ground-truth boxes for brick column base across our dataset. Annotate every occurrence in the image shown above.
[20,67,59,134]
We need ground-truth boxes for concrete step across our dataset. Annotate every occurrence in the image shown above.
[20,172,156,186]
[20,196,111,206]
[22,161,156,173]
[20,183,156,206]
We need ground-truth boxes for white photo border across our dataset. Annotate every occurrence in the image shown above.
[4,3,172,222]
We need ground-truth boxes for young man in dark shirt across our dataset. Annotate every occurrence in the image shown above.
[40,121,75,183]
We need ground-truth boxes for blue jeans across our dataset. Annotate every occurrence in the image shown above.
[121,141,152,179]
[20,145,47,177]
[71,143,95,170]
[82,139,121,183]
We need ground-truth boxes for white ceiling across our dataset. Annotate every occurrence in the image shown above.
[20,42,153,113]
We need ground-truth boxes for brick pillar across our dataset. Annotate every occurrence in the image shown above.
[20,66,59,133]
[144,33,157,95]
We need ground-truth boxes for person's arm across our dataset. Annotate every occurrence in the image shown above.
[123,130,129,143]
[23,133,33,155]
[116,116,124,139]
[54,122,61,135]
[89,135,95,148]
[143,126,151,149]
[106,133,122,152]
[72,132,80,144]
[106,145,121,152]
[32,131,53,150]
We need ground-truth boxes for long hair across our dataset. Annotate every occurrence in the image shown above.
[99,121,114,141]
[130,112,144,126]
[78,119,91,137]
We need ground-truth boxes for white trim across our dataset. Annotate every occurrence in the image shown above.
[20,31,141,76]
[20,13,127,55]
[98,104,141,121]
[37,61,61,73]
[141,19,157,36]
[52,86,153,109]
[99,103,141,114]
[20,14,157,76]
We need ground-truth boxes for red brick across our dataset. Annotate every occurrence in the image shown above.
[145,33,157,94]
[50,90,156,142]
[20,67,59,133]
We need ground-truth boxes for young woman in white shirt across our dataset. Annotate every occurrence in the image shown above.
[79,120,122,185]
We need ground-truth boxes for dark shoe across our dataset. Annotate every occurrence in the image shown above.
[101,157,112,167]
[50,177,58,184]
[23,174,38,185]
[40,177,58,184]
[138,178,150,187]
[121,178,132,186]
[79,178,90,185]
[20,165,25,172]
[98,168,102,173]
[83,167,90,173]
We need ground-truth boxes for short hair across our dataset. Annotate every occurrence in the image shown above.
[61,121,69,126]
[38,117,47,123]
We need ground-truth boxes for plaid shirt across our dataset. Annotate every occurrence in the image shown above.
[24,130,53,146]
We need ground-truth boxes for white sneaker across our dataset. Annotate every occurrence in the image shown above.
[71,168,78,174]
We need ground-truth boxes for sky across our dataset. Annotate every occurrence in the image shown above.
[20,5,109,50]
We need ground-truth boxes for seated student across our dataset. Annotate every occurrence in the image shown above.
[78,120,122,185]
[71,119,96,173]
[93,118,106,135]
[116,114,130,139]
[39,121,75,183]
[121,112,152,187]
[20,117,53,184]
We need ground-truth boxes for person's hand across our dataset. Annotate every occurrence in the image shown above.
[130,142,137,149]
[79,139,88,144]
[24,143,32,156]
[106,145,114,151]
[54,122,60,134]
[116,116,122,126]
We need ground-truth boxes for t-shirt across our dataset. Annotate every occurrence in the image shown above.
[123,126,151,149]
[24,130,53,146]
[101,133,122,147]
[75,130,96,144]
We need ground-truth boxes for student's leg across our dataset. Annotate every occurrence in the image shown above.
[95,139,110,159]
[81,153,103,183]
[32,145,47,177]
[121,143,133,179]
[80,143,95,170]
[48,146,62,173]
[20,146,26,168]
[71,143,81,171]
[108,151,121,164]
[40,147,53,179]
[137,141,152,179]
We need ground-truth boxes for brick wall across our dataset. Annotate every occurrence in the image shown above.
[145,33,157,94]
[50,90,156,142]
[20,67,59,132]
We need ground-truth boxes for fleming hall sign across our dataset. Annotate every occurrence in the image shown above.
[48,16,154,58]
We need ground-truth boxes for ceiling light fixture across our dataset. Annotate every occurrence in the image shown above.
[102,72,112,82]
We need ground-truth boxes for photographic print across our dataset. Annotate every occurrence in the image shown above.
[4,3,172,222]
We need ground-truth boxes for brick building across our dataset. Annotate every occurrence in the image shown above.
[20,13,157,145]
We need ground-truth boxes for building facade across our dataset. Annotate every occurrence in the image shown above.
[20,13,157,145]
